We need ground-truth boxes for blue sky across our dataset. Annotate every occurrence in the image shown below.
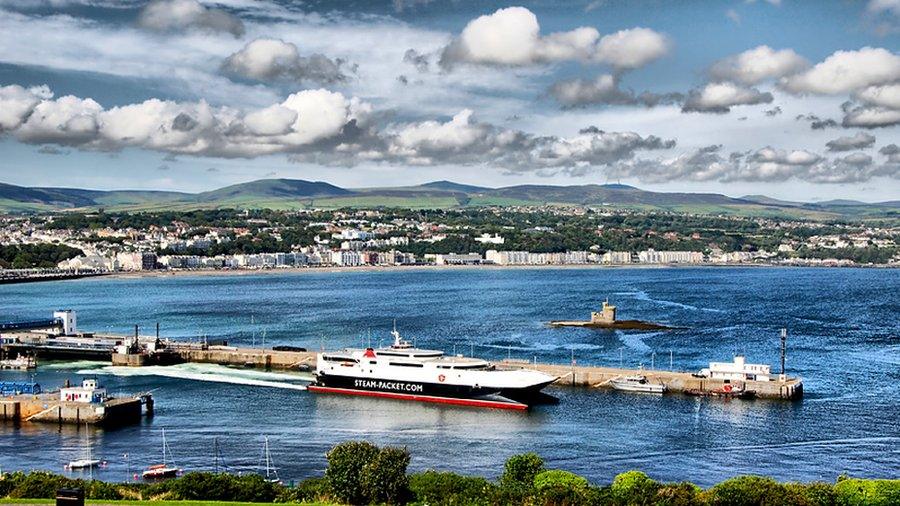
[0,0,898,201]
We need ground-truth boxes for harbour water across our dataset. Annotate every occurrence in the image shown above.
[1,267,898,486]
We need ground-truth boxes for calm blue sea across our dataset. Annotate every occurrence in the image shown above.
[0,267,898,486]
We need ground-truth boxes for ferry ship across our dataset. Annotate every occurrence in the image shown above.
[308,327,557,410]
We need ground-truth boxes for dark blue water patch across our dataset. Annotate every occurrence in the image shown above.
[0,267,898,486]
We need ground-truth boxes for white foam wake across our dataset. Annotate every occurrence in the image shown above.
[78,363,311,391]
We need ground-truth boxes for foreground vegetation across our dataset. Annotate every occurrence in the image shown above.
[1,441,898,505]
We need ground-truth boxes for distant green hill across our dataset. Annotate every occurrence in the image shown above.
[196,178,351,202]
[0,178,897,220]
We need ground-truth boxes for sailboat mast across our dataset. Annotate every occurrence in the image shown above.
[214,437,219,473]
[87,424,93,481]
[265,436,271,477]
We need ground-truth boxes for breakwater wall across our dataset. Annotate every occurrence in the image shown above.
[0,395,151,426]
[165,346,801,400]
[499,360,802,399]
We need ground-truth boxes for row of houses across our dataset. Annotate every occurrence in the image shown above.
[58,246,776,272]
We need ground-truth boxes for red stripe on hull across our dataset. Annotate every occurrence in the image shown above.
[307,385,529,411]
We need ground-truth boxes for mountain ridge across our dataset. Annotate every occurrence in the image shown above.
[0,179,896,219]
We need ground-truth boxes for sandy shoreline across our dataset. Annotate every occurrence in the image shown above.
[96,261,889,282]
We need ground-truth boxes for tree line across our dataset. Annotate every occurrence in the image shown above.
[1,441,897,505]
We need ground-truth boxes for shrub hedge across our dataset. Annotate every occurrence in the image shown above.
[1,443,897,505]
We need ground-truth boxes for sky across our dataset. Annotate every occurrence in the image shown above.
[0,0,898,202]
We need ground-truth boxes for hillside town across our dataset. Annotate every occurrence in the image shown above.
[1,207,898,276]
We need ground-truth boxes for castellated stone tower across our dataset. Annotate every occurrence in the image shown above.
[591,300,617,324]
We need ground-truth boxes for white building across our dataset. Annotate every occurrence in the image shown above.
[332,250,363,266]
[637,249,704,264]
[601,251,632,264]
[434,253,482,265]
[700,355,773,382]
[60,378,107,403]
[474,233,505,245]
[53,309,77,335]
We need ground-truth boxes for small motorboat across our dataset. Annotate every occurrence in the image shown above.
[610,375,666,394]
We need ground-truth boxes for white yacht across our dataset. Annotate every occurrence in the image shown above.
[308,327,557,410]
[610,375,666,394]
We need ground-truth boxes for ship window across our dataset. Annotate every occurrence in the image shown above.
[369,360,377,364]
[452,364,487,370]
[389,362,424,368]
[323,356,357,363]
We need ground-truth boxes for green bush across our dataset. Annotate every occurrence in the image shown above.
[704,475,800,505]
[277,477,329,503]
[653,482,704,506]
[325,440,380,504]
[408,470,497,505]
[533,470,592,506]
[501,452,545,489]
[6,471,75,500]
[784,482,835,506]
[361,446,411,505]
[834,478,900,506]
[610,471,660,505]
[150,473,278,502]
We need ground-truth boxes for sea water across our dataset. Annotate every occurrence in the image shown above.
[0,267,897,486]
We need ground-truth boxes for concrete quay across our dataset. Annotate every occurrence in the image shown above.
[0,393,152,426]
[499,360,803,400]
[165,344,316,370]
[151,344,802,400]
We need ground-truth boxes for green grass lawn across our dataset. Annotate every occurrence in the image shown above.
[0,500,333,505]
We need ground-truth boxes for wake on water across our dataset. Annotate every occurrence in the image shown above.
[77,363,312,391]
[39,360,109,370]
[615,290,724,313]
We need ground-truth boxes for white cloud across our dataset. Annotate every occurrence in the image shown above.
[608,144,899,184]
[242,104,297,136]
[2,84,675,172]
[682,82,773,113]
[548,74,682,108]
[0,84,52,130]
[439,7,668,70]
[867,0,900,15]
[15,94,103,145]
[780,47,900,94]
[221,38,350,84]
[841,105,900,128]
[593,27,669,70]
[710,46,808,85]
[855,83,900,109]
[725,9,741,25]
[7,84,370,157]
[825,132,876,151]
[137,0,245,37]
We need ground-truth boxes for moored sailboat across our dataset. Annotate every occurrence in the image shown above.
[142,428,181,480]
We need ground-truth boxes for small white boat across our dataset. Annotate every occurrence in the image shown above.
[261,436,281,484]
[142,428,181,480]
[610,375,666,394]
[0,356,36,370]
[67,458,103,470]
[66,423,105,471]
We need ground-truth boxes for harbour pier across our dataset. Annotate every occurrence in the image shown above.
[0,379,153,426]
[1,310,803,401]
[499,360,803,400]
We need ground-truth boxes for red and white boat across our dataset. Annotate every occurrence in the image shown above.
[142,428,181,480]
[308,326,556,410]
